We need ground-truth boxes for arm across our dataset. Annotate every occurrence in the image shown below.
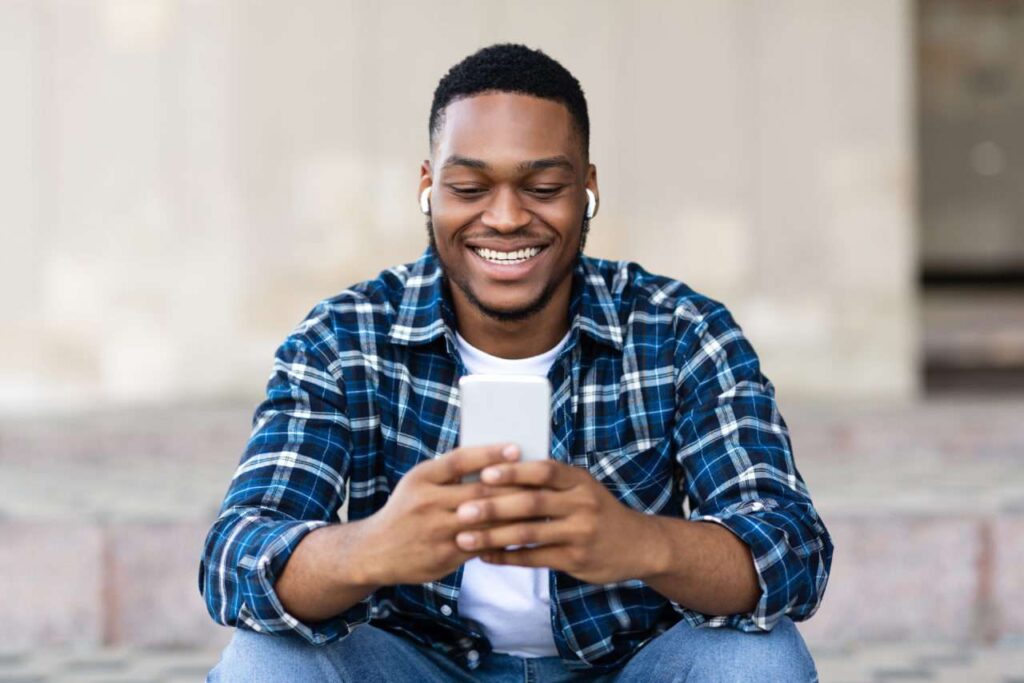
[274,519,381,623]
[640,515,762,617]
[198,305,372,644]
[660,302,834,632]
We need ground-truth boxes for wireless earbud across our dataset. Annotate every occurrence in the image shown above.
[585,189,598,219]
[420,187,432,215]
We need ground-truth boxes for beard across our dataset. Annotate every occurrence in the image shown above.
[425,216,588,323]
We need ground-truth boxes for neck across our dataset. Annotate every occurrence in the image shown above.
[451,279,572,359]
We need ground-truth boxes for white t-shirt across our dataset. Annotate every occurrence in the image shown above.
[455,329,570,658]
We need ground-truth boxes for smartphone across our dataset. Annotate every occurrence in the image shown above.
[458,375,551,484]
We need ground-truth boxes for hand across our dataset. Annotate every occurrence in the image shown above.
[358,444,530,586]
[451,459,660,585]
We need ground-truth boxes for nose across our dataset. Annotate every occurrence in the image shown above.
[480,186,530,232]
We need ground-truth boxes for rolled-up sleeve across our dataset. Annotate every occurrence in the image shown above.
[198,305,373,644]
[669,302,834,633]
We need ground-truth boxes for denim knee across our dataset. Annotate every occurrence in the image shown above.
[206,628,345,683]
[618,616,818,683]
[684,617,818,682]
[206,625,472,683]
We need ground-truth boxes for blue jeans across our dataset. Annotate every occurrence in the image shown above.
[208,616,818,682]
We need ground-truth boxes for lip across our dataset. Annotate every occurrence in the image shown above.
[466,244,550,281]
[464,242,549,251]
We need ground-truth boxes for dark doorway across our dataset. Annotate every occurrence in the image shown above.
[918,0,1024,393]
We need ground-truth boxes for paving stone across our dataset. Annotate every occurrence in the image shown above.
[872,669,934,680]
[52,675,158,683]
[0,674,48,683]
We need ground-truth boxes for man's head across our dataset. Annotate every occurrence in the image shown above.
[428,43,590,163]
[420,44,599,324]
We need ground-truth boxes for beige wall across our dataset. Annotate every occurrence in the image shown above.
[0,0,917,415]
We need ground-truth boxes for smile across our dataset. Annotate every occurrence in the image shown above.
[471,246,544,265]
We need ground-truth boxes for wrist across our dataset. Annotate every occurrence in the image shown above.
[332,517,388,589]
[632,511,676,581]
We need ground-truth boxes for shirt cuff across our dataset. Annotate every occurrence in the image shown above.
[668,500,788,633]
[236,518,375,645]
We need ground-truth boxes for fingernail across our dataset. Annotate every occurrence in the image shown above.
[502,445,519,461]
[457,532,477,549]
[482,467,501,483]
[458,504,479,520]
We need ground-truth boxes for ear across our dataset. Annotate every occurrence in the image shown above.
[585,163,599,215]
[419,158,433,191]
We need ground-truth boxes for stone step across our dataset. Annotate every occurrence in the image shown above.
[2,397,1022,650]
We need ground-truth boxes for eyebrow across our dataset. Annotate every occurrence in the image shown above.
[441,154,575,174]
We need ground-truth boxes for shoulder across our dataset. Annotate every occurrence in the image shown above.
[283,257,421,354]
[581,255,737,340]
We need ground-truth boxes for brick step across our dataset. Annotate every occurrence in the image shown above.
[2,397,1022,649]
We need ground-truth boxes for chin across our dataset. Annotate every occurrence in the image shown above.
[466,287,552,323]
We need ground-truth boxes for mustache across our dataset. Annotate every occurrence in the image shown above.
[425,217,590,252]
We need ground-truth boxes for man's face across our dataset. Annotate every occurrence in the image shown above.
[422,92,597,322]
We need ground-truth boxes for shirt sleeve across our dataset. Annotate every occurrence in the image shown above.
[198,305,373,644]
[668,302,834,633]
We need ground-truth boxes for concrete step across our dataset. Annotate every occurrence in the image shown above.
[2,397,1023,650]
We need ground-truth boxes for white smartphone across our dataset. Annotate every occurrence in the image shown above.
[458,375,551,484]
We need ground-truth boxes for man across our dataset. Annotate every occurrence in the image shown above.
[201,43,833,682]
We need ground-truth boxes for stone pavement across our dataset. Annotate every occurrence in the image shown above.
[1,395,1023,678]
[0,638,1023,682]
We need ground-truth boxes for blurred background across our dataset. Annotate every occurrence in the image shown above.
[1,1,1023,680]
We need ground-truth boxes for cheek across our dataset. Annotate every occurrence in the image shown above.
[538,203,583,235]
[431,208,474,241]
[429,217,461,249]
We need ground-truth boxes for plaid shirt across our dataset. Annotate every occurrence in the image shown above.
[199,246,834,673]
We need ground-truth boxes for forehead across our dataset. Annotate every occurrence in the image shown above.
[434,92,579,165]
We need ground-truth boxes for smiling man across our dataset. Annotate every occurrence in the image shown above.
[201,44,833,682]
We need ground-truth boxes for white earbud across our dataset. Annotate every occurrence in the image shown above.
[420,187,432,215]
[585,188,598,219]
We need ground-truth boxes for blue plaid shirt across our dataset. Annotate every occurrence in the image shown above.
[199,246,834,673]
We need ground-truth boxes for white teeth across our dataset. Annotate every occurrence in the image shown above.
[473,246,542,264]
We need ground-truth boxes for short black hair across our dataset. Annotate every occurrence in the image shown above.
[429,43,590,158]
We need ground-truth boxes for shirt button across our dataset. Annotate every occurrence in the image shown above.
[440,604,453,616]
[467,650,479,663]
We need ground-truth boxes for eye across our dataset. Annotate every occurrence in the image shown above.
[449,185,486,197]
[527,186,564,197]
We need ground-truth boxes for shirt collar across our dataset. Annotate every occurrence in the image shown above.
[387,246,623,351]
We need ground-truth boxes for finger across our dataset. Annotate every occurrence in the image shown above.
[477,459,579,491]
[434,481,534,509]
[454,518,575,552]
[454,489,575,526]
[479,544,569,569]
[417,444,520,484]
